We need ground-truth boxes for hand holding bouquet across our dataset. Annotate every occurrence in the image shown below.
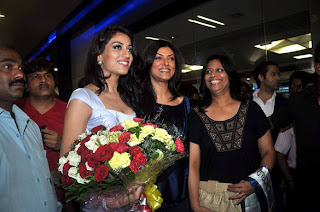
[59,117,187,211]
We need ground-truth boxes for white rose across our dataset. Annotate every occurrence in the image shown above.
[74,143,81,152]
[67,151,81,167]
[68,167,78,179]
[58,156,68,173]
[85,135,99,152]
[85,161,94,171]
[99,135,109,145]
[75,173,90,184]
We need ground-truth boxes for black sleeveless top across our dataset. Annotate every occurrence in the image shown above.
[151,97,190,208]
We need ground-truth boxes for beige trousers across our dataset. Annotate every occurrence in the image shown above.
[199,180,242,212]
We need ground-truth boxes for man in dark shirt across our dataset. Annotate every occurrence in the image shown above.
[271,42,320,212]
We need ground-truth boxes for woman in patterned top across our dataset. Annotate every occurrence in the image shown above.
[188,55,275,212]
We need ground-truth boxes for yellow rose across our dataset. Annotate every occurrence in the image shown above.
[128,134,144,146]
[140,125,155,138]
[107,131,122,143]
[152,128,170,143]
[163,136,174,148]
[109,152,131,170]
[121,119,139,130]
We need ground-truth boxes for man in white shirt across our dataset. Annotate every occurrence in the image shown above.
[253,61,288,142]
[253,60,287,212]
[0,46,62,212]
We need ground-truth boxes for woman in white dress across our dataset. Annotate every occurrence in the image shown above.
[60,26,143,209]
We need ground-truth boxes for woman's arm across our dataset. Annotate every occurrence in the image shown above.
[257,129,276,170]
[228,129,275,204]
[60,99,92,157]
[189,142,213,212]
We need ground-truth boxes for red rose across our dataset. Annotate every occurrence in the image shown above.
[129,161,138,174]
[94,164,109,182]
[129,146,141,156]
[80,149,93,162]
[81,149,93,162]
[133,117,145,123]
[91,125,106,133]
[175,138,185,153]
[63,162,71,175]
[81,134,93,145]
[77,143,89,155]
[142,123,158,128]
[93,145,114,162]
[109,143,129,153]
[87,155,101,169]
[119,132,131,143]
[109,124,124,132]
[79,162,93,178]
[61,175,74,185]
[133,152,147,167]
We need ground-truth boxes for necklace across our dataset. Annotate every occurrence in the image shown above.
[210,100,234,112]
[211,103,223,111]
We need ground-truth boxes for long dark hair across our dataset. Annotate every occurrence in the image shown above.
[139,40,183,117]
[81,25,141,112]
[199,54,242,110]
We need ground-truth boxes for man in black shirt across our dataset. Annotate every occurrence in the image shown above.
[271,42,320,212]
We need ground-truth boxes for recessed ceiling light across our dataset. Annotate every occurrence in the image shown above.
[197,15,225,26]
[271,44,306,54]
[254,40,284,50]
[145,36,160,41]
[189,65,203,70]
[0,14,5,18]
[293,54,313,59]
[188,19,216,29]
[182,69,191,73]
[54,68,59,72]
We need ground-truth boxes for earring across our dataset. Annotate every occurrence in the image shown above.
[97,60,102,65]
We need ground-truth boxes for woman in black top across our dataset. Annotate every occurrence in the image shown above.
[138,40,190,211]
[188,55,275,212]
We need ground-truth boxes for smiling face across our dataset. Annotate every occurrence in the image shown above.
[0,48,25,107]
[27,70,55,98]
[204,59,230,95]
[97,32,133,77]
[150,47,176,84]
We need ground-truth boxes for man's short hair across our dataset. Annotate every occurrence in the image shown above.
[22,58,54,75]
[254,60,279,88]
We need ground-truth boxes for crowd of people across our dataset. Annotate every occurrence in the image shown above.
[0,25,319,212]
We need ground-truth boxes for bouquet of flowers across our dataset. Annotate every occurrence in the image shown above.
[59,117,187,211]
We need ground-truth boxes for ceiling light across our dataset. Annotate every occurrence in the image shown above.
[145,36,160,41]
[188,19,216,29]
[271,44,306,54]
[182,69,191,73]
[254,40,284,50]
[189,65,203,70]
[293,54,313,59]
[246,77,250,81]
[0,14,5,18]
[309,41,312,48]
[54,68,59,72]
[197,15,225,26]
